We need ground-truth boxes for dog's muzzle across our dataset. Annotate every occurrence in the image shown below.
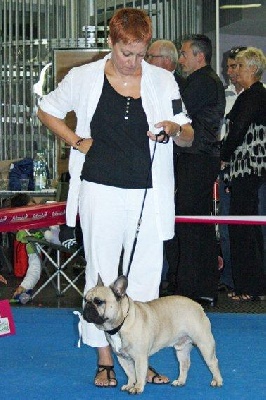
[83,301,107,325]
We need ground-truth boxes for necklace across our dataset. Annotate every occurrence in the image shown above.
[110,60,130,87]
[117,73,129,87]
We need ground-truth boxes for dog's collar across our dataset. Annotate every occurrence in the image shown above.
[105,295,130,336]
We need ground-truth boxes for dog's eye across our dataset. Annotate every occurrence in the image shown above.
[94,297,105,306]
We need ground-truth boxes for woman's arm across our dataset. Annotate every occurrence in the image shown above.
[221,92,255,161]
[37,108,93,154]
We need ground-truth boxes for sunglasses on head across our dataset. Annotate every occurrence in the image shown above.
[229,47,247,58]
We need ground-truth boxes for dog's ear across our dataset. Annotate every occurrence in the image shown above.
[110,275,128,298]
[97,274,104,287]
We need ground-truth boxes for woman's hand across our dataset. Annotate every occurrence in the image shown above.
[220,161,229,170]
[147,121,194,146]
[74,138,93,154]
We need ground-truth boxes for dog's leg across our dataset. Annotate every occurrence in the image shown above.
[133,357,148,394]
[196,335,223,387]
[117,356,137,392]
[119,356,147,394]
[172,338,193,386]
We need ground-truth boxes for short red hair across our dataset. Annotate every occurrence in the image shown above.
[109,8,152,45]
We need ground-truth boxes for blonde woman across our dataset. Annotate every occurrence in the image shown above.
[221,47,266,301]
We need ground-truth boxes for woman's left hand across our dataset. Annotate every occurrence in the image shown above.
[147,121,194,145]
[147,121,180,142]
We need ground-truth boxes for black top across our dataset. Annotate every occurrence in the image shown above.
[221,81,266,160]
[176,65,225,156]
[81,76,152,188]
[221,81,266,178]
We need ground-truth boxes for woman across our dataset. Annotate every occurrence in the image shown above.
[221,47,266,301]
[38,8,193,387]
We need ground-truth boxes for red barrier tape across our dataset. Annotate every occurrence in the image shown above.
[0,201,265,232]
[0,201,66,232]
[175,215,266,225]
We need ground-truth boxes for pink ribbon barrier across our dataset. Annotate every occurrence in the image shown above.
[0,201,66,232]
[0,201,265,232]
[175,215,266,225]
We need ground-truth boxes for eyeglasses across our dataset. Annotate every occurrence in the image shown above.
[145,54,165,60]
[178,51,187,59]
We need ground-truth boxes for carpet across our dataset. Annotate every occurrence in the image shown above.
[1,308,265,400]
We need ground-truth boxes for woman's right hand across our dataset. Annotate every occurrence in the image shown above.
[75,138,93,154]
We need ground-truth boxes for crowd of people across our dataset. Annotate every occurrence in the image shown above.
[1,6,265,391]
[145,38,266,305]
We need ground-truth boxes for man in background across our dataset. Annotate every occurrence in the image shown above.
[146,39,186,91]
[146,39,186,294]
[176,34,225,306]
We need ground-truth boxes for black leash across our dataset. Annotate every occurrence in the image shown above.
[125,130,169,277]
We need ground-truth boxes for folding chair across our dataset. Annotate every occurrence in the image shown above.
[26,236,85,298]
[25,178,85,299]
[0,233,14,274]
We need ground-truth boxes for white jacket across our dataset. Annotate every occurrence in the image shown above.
[40,53,190,240]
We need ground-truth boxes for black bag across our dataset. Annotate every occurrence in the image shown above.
[8,158,34,191]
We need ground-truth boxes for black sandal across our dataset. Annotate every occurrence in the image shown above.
[94,365,117,388]
[231,294,260,302]
[147,366,170,384]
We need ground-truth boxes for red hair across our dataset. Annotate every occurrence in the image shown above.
[109,8,152,45]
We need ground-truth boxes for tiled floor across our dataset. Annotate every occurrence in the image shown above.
[1,260,265,314]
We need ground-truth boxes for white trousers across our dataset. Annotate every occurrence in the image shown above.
[79,181,163,347]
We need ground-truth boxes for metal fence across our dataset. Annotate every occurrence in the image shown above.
[0,0,200,178]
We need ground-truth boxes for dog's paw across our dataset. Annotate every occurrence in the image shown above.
[129,385,144,394]
[210,378,223,387]
[121,384,144,394]
[171,378,186,387]
[121,384,135,392]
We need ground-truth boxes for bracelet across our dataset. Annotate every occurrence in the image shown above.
[172,126,182,139]
[74,137,86,149]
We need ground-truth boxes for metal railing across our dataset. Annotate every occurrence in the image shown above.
[0,0,200,178]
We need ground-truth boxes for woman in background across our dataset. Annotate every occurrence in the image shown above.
[221,47,266,301]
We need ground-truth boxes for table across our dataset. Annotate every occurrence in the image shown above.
[0,189,56,206]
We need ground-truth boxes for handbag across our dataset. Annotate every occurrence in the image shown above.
[13,239,29,278]
[0,299,16,337]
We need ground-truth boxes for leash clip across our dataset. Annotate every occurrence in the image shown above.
[156,130,169,144]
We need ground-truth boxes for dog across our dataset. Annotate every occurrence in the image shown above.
[83,275,223,394]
